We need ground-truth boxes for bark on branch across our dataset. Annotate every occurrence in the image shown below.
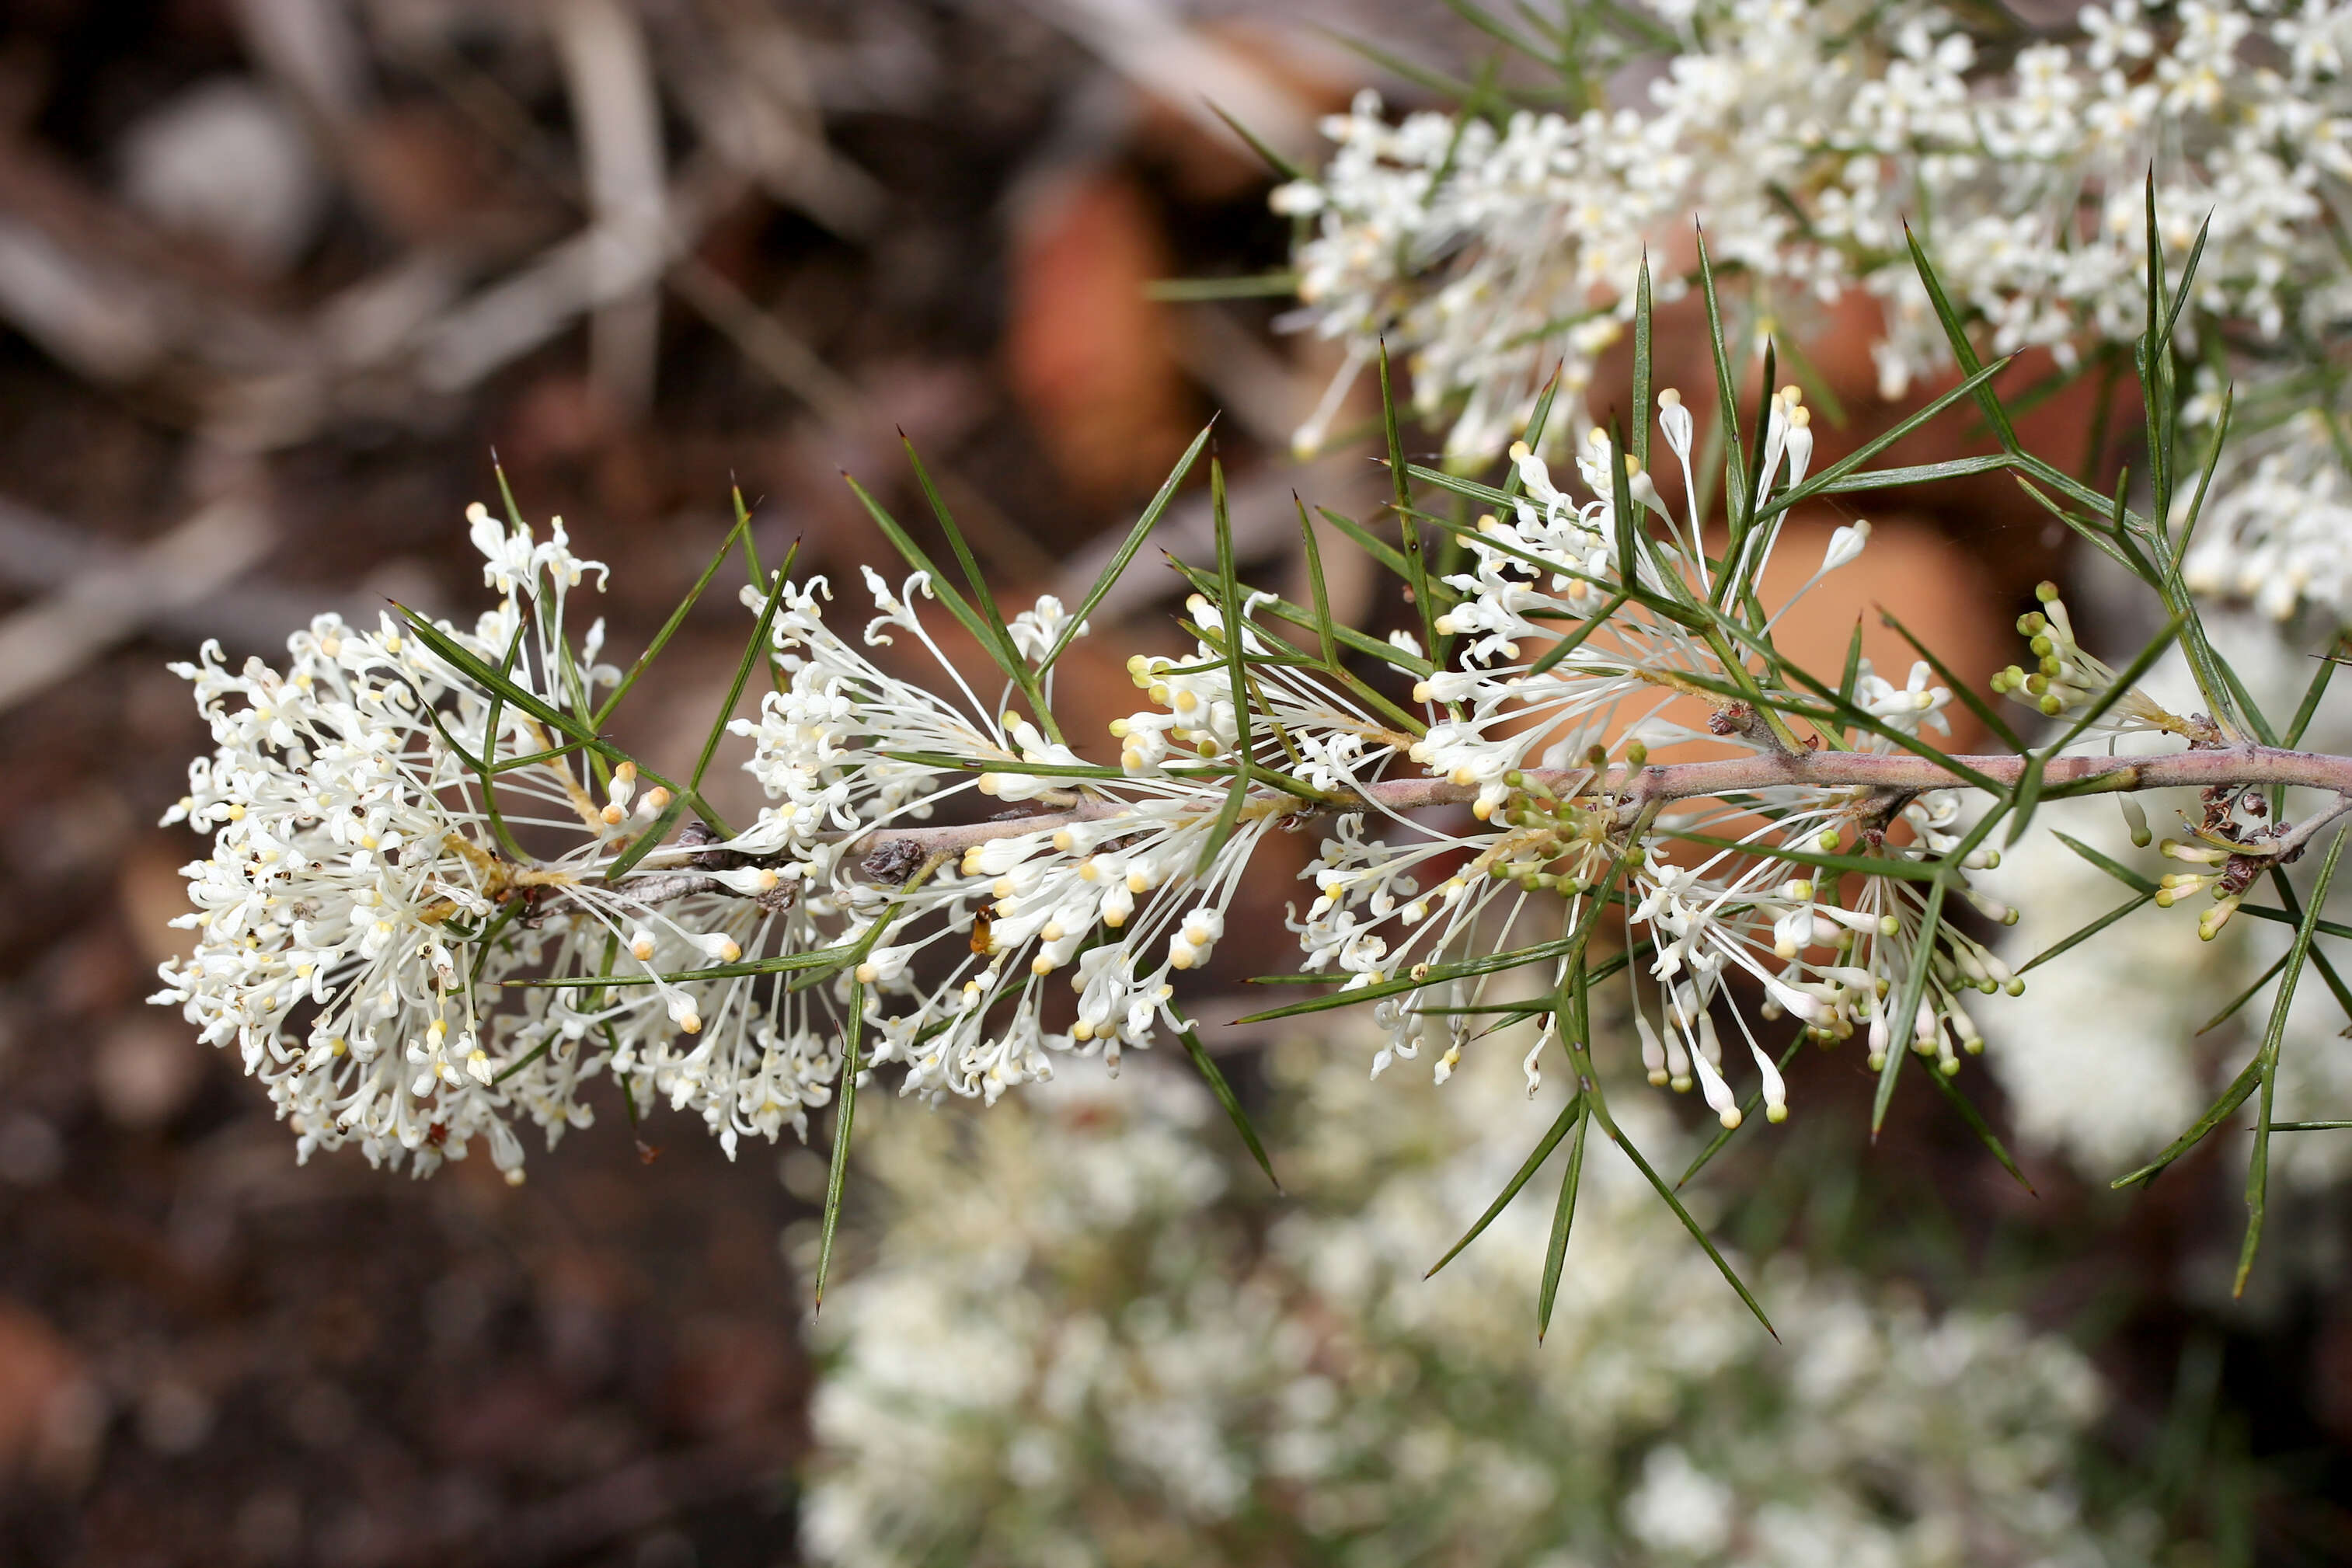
[817,744,2352,867]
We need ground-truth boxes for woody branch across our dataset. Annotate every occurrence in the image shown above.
[818,745,2352,869]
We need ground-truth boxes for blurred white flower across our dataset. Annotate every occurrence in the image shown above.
[802,1030,2149,1567]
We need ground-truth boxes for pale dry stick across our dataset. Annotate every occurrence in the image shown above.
[667,259,1058,581]
[230,0,373,125]
[1025,0,1322,165]
[0,494,275,713]
[395,30,1054,580]
[552,0,668,420]
[0,493,335,648]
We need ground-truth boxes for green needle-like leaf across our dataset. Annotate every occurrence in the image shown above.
[2169,381,2232,571]
[2017,889,2157,974]
[1317,505,1414,582]
[1427,1092,1584,1278]
[1168,557,1435,679]
[1741,339,1779,525]
[1631,250,1653,472]
[1177,1027,1281,1192]
[1755,359,2014,524]
[594,497,757,727]
[1203,102,1305,179]
[842,474,1027,691]
[2235,826,2348,1295]
[1505,365,1564,504]
[1926,1067,2037,1197]
[1838,613,1866,708]
[2226,901,2352,946]
[1599,1103,1777,1338]
[1693,228,1748,535]
[393,607,722,830]
[2161,210,2212,350]
[1875,878,1950,1136]
[2051,830,2160,894]
[2264,863,2352,1030]
[1378,342,1441,661]
[1437,0,1559,63]
[488,1036,552,1087]
[467,894,528,988]
[1536,1101,1591,1341]
[1807,454,2014,496]
[2197,950,2291,1037]
[1238,925,1630,1026]
[490,738,595,774]
[1608,416,1639,594]
[2114,1052,2264,1190]
[1524,588,1632,680]
[1046,423,1214,669]
[601,791,691,883]
[1146,273,1305,302]
[476,616,531,859]
[1903,221,2020,453]
[2284,637,2349,747]
[814,981,865,1311]
[2190,636,2274,751]
[1294,497,1339,667]
[689,560,789,799]
[1198,459,1256,876]
[900,440,1057,739]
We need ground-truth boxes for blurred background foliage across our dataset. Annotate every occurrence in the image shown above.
[0,1,2344,1563]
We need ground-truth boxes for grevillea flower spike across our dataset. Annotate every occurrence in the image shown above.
[155,224,2352,1315]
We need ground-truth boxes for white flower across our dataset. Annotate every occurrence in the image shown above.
[149,507,676,1178]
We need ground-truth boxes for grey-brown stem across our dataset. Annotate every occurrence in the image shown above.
[809,744,2352,867]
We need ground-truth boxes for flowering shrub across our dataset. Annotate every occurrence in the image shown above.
[152,223,2352,1316]
[801,1038,2152,1567]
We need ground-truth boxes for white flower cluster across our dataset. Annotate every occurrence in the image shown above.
[1298,397,2008,1124]
[156,384,2051,1174]
[1277,0,2352,618]
[151,509,857,1176]
[725,572,1401,1106]
[802,1036,2155,1567]
[156,510,608,1176]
